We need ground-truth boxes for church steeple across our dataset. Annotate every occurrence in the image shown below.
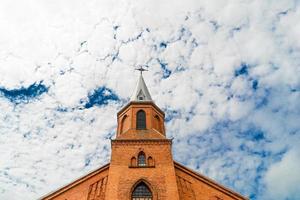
[116,69,165,139]
[41,66,248,200]
[107,68,180,200]
[130,66,152,102]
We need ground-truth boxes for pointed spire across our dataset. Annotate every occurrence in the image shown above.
[130,67,152,102]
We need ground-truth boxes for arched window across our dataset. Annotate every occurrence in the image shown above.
[120,115,128,134]
[147,156,154,166]
[136,110,146,129]
[138,152,146,166]
[131,157,137,167]
[132,182,152,200]
[154,115,162,133]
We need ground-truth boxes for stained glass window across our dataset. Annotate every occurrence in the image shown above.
[132,182,152,200]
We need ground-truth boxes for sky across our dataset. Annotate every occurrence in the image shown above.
[0,0,299,199]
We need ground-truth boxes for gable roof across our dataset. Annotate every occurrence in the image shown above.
[39,163,109,200]
[174,161,248,200]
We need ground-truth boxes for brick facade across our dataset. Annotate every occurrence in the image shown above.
[105,139,179,200]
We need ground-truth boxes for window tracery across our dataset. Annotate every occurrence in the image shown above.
[132,182,152,200]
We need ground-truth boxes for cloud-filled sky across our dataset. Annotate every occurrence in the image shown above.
[0,0,299,199]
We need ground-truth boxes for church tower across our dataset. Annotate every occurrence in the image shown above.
[41,70,248,200]
[105,70,180,200]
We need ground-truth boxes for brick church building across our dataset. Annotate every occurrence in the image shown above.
[41,71,247,200]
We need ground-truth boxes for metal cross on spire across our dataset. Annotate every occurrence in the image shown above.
[135,65,148,75]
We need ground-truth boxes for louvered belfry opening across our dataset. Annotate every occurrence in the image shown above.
[132,182,152,200]
[136,110,146,129]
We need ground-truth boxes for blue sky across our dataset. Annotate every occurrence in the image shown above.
[0,0,300,199]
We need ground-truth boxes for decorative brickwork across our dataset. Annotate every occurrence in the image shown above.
[40,164,109,200]
[176,175,196,200]
[174,162,246,200]
[105,138,180,200]
[210,196,224,200]
[128,149,155,168]
[87,176,108,200]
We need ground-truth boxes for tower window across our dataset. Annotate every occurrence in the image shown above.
[136,110,146,129]
[138,152,146,166]
[120,115,128,134]
[132,182,152,200]
[154,115,162,133]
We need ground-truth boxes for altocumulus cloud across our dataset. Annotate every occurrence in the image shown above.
[0,0,299,199]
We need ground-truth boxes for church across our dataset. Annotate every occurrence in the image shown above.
[40,70,248,200]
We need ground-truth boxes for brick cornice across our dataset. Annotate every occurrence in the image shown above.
[111,138,172,145]
[117,101,165,117]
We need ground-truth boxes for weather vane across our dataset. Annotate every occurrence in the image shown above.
[135,65,148,75]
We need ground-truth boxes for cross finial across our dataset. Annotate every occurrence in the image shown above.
[135,65,148,75]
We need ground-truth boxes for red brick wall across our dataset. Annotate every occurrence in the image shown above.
[117,102,165,138]
[105,140,180,200]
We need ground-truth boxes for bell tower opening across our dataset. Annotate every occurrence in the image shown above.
[136,110,146,130]
[132,181,153,200]
[120,115,128,134]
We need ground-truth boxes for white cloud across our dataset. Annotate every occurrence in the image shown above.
[264,147,300,200]
[0,0,299,199]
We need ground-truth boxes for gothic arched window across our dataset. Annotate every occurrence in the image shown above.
[131,157,137,167]
[138,152,146,166]
[147,156,154,166]
[132,182,152,200]
[154,115,162,133]
[136,110,146,129]
[120,115,128,134]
